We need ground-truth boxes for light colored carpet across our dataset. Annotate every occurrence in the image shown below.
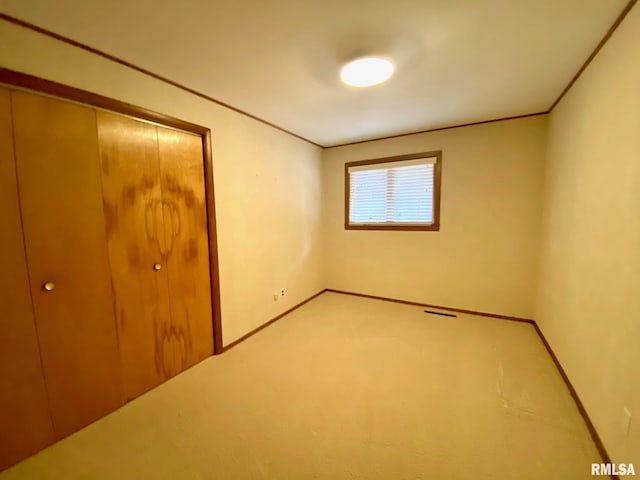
[2,292,601,479]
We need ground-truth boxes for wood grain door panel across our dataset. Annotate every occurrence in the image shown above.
[0,87,54,470]
[97,112,174,400]
[157,127,214,367]
[11,91,122,439]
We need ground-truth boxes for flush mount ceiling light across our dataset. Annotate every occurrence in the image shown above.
[340,57,395,88]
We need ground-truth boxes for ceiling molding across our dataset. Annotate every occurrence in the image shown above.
[325,112,548,149]
[0,13,324,149]
[330,0,637,149]
[1,2,636,150]
[548,0,637,112]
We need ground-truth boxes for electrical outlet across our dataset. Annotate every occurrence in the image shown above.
[280,288,286,297]
[622,407,632,436]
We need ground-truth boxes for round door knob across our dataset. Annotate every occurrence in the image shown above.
[43,282,55,291]
[153,263,162,271]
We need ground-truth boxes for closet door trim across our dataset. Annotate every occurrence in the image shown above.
[0,68,223,354]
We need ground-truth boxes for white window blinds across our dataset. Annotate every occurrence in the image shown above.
[348,157,436,225]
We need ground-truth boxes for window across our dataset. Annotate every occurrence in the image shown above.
[345,151,441,231]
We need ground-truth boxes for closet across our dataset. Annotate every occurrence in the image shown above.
[0,83,217,470]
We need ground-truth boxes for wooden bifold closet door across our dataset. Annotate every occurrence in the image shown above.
[11,91,123,439]
[97,112,213,401]
[0,87,54,470]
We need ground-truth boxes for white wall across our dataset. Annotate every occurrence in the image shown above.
[536,4,640,466]
[323,116,547,319]
[0,20,325,346]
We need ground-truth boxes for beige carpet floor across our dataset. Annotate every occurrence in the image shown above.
[2,292,602,479]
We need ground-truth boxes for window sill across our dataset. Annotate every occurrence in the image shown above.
[345,224,440,231]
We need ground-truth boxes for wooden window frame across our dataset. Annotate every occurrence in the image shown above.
[0,67,224,355]
[344,151,442,231]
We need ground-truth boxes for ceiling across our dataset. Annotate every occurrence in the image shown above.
[0,0,630,147]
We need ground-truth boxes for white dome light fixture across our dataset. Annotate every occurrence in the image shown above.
[340,57,395,88]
